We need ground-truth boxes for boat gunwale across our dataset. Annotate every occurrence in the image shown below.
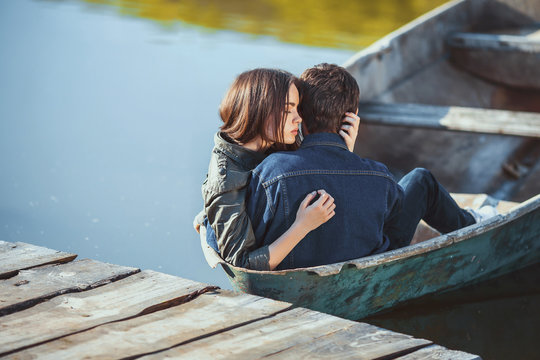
[342,0,466,69]
[342,0,474,100]
[222,194,540,277]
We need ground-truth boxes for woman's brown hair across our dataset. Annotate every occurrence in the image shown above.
[220,68,299,149]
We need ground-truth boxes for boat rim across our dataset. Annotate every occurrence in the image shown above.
[342,0,463,69]
[221,193,540,277]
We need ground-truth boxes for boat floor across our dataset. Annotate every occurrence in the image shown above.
[411,193,518,244]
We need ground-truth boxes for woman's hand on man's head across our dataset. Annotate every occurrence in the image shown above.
[339,112,360,152]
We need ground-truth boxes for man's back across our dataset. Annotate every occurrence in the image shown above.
[246,132,403,270]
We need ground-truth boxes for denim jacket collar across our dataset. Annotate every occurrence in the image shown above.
[300,132,349,151]
[215,132,266,169]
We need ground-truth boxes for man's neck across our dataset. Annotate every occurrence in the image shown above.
[306,129,337,135]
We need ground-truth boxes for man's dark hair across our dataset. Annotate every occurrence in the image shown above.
[299,63,360,134]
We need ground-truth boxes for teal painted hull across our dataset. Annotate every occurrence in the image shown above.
[222,196,540,320]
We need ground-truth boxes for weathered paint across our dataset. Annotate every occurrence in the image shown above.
[222,195,540,320]
[448,29,540,90]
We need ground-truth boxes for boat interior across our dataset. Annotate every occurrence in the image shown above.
[345,0,540,203]
[411,192,519,244]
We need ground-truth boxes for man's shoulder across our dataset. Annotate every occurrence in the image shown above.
[357,156,392,174]
[253,150,298,179]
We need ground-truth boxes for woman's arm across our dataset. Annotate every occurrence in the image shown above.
[267,190,335,270]
[205,189,335,271]
[205,188,269,269]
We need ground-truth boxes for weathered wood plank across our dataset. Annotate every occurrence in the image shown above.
[448,30,540,90]
[396,345,481,360]
[0,241,77,279]
[10,290,291,360]
[0,259,139,316]
[0,270,213,356]
[357,102,540,138]
[261,323,432,360]
[141,308,431,359]
[449,30,540,52]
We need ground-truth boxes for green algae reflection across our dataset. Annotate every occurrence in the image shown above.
[82,0,449,50]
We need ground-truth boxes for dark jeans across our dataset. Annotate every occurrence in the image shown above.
[384,168,475,250]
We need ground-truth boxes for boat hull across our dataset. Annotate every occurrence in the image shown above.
[222,200,540,320]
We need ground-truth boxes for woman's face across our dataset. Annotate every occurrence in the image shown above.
[281,84,302,144]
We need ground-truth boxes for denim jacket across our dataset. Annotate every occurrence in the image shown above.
[197,132,271,270]
[246,132,403,270]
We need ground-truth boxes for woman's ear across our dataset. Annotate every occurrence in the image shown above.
[355,108,359,115]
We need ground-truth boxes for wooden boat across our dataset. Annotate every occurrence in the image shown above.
[203,0,540,320]
[205,193,540,320]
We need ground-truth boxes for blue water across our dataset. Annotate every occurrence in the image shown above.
[0,0,355,289]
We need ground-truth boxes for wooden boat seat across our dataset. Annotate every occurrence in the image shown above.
[357,102,540,138]
[447,29,540,90]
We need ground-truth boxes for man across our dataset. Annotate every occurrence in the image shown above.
[246,63,491,270]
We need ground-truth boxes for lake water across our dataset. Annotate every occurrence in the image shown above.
[1,1,537,359]
[0,0,447,291]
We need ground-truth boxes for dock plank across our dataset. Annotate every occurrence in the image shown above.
[141,308,431,359]
[0,241,77,279]
[396,345,481,360]
[9,290,291,360]
[262,324,431,359]
[0,259,139,316]
[0,271,213,356]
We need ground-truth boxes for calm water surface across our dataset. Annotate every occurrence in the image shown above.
[1,1,537,359]
[0,0,360,289]
[0,0,446,291]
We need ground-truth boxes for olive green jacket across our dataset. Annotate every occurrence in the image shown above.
[196,132,270,270]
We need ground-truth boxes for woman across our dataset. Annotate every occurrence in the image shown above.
[195,68,359,271]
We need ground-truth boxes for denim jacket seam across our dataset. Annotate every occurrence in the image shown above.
[265,185,276,217]
[301,141,349,151]
[282,179,289,222]
[385,181,389,215]
[252,170,276,218]
[282,180,293,268]
[262,170,395,188]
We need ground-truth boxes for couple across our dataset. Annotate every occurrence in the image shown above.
[195,64,492,271]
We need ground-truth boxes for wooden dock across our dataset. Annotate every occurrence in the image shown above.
[0,240,481,359]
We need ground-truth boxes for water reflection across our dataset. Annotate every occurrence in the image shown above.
[366,264,540,360]
[79,0,449,49]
